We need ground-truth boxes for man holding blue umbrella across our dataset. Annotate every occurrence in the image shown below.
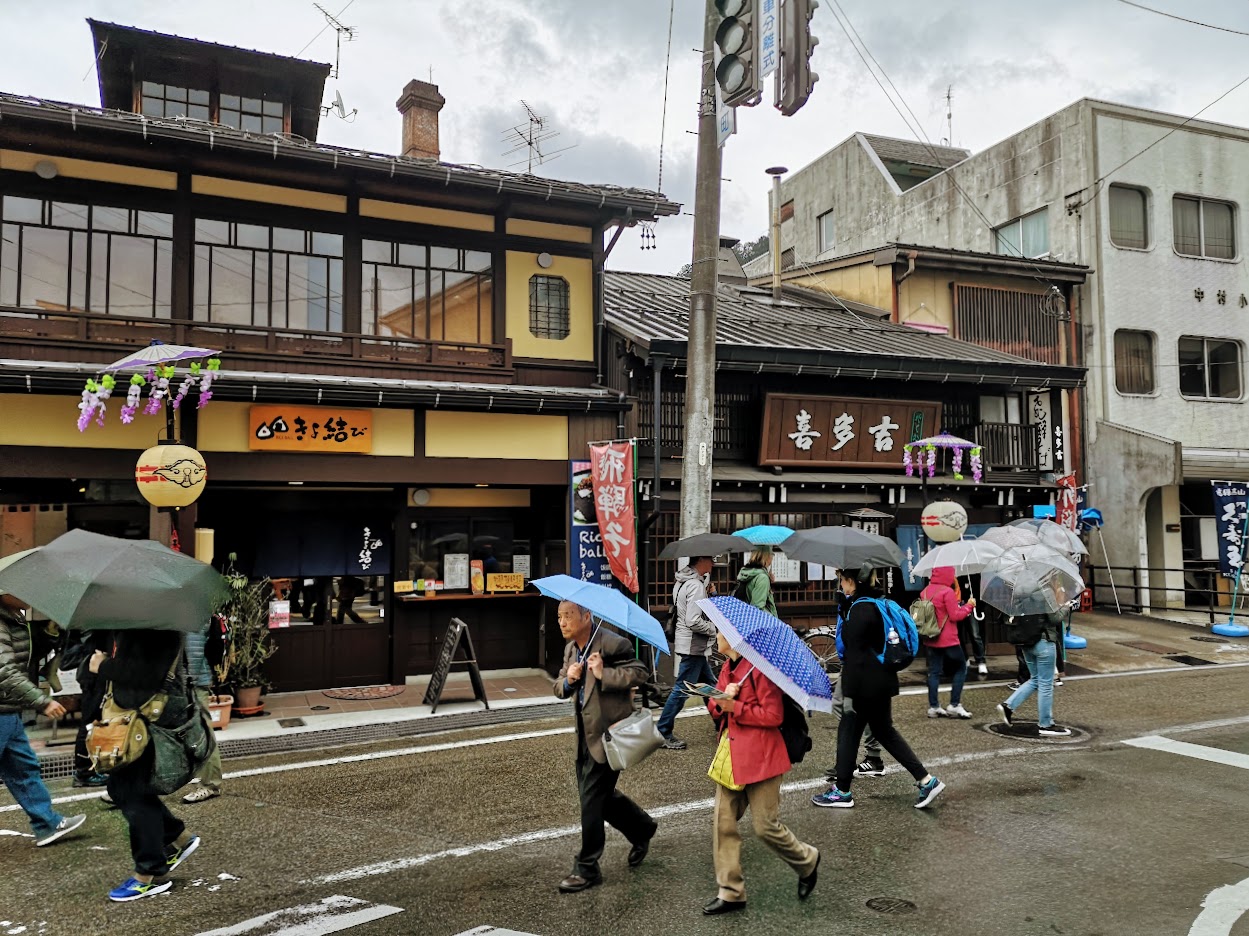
[552,599,658,894]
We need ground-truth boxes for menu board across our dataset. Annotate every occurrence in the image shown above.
[444,554,469,590]
[770,554,802,584]
[513,554,531,580]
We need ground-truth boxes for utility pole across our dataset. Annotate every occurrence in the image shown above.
[680,1,724,539]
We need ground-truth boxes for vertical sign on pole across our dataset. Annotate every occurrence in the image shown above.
[1209,480,1249,636]
[589,442,640,594]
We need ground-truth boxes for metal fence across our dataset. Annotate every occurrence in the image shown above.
[1087,563,1249,624]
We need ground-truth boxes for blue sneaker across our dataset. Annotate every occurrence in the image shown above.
[166,834,201,872]
[108,877,172,902]
[811,786,854,808]
[915,776,946,809]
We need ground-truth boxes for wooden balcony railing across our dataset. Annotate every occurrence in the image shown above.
[0,308,512,373]
[976,421,1041,471]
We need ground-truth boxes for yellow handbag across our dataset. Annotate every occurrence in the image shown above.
[707,731,745,791]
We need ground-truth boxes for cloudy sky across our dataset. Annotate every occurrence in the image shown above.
[3,1,1249,275]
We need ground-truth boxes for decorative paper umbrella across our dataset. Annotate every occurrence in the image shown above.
[105,344,220,370]
[903,433,984,483]
[732,525,796,547]
[76,341,222,432]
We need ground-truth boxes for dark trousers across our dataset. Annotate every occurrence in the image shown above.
[835,694,927,792]
[656,652,715,739]
[573,745,656,879]
[107,751,185,877]
[957,617,985,663]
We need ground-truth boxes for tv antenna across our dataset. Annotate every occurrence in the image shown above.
[942,84,953,146]
[501,101,577,173]
[322,88,358,122]
[314,2,357,80]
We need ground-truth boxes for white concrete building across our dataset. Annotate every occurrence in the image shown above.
[768,100,1249,611]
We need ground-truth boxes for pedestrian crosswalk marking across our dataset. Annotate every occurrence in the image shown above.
[1124,735,1249,771]
[194,895,402,936]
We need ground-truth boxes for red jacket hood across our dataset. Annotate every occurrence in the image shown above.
[930,566,957,588]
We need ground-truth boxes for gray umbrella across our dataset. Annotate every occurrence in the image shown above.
[780,526,905,569]
[658,533,755,560]
[0,529,228,632]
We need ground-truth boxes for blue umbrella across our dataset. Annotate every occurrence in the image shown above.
[732,525,795,547]
[530,574,669,655]
[697,596,833,712]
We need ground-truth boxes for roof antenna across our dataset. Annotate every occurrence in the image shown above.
[943,84,954,147]
[313,3,357,80]
[500,101,577,173]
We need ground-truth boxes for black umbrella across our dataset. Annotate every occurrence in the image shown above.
[780,526,905,569]
[658,533,756,560]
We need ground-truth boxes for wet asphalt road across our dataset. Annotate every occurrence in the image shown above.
[2,665,1249,936]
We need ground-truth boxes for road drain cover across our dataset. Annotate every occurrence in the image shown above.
[1191,636,1226,643]
[985,722,1090,743]
[277,717,307,728]
[1165,655,1216,666]
[866,897,917,914]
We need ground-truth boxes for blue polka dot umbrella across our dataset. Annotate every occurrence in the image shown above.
[697,596,833,712]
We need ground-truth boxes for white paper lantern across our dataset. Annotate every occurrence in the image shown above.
[921,500,967,543]
[136,443,207,508]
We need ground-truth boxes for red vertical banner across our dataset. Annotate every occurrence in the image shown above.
[588,442,639,594]
[1056,474,1079,531]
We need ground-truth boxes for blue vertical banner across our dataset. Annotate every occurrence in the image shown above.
[571,460,613,585]
[1211,481,1249,579]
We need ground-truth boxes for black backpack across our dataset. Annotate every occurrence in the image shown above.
[732,578,752,603]
[1006,613,1052,647]
[780,695,812,764]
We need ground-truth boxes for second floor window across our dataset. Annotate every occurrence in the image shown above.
[994,208,1049,258]
[219,95,284,134]
[1173,196,1235,259]
[1114,329,1155,394]
[528,275,570,340]
[141,82,210,121]
[0,194,172,317]
[817,210,835,253]
[193,220,343,331]
[1109,185,1148,249]
[1178,336,1241,400]
[362,240,493,344]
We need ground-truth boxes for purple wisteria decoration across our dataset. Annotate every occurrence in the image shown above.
[970,447,984,483]
[899,433,984,485]
[926,444,937,477]
[952,446,965,480]
[70,343,222,431]
[903,446,914,476]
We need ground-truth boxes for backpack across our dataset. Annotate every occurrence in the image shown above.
[1005,613,1052,647]
[732,578,752,603]
[779,694,812,765]
[854,597,920,671]
[910,597,943,640]
[663,603,678,643]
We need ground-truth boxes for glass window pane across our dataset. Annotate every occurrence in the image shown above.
[164,100,187,119]
[1,224,19,306]
[242,97,263,113]
[141,97,163,117]
[88,232,109,313]
[1203,201,1235,259]
[193,246,210,320]
[91,206,129,233]
[995,221,1022,257]
[439,270,480,343]
[189,89,210,105]
[362,239,391,264]
[397,243,426,267]
[188,104,211,121]
[108,235,155,317]
[135,211,173,238]
[204,246,254,325]
[327,260,343,332]
[311,232,342,257]
[253,249,270,327]
[464,250,491,273]
[1109,186,1147,249]
[1178,337,1207,396]
[1114,330,1154,394]
[220,94,240,110]
[18,227,69,310]
[219,109,242,129]
[1021,209,1049,257]
[1173,197,1201,255]
[1208,340,1242,399]
[154,240,172,318]
[430,246,458,269]
[373,265,416,337]
[69,231,88,313]
[262,116,284,134]
[166,86,187,102]
[272,252,290,328]
[195,219,230,245]
[263,99,284,117]
[2,196,42,223]
[50,203,88,230]
[272,227,305,253]
[141,81,163,96]
[241,114,263,133]
[303,256,329,331]
[236,223,269,250]
[980,396,1007,423]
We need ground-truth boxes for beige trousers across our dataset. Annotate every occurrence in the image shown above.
[713,774,818,902]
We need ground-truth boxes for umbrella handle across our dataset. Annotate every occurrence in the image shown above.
[967,577,985,621]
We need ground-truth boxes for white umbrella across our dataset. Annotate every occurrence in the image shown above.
[911,539,1006,579]
[1007,518,1089,556]
[979,525,1042,551]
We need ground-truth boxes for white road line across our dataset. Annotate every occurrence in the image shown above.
[307,745,1038,884]
[1122,736,1249,771]
[194,895,402,936]
[1189,876,1249,936]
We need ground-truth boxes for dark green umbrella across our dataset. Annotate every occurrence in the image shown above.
[0,529,228,632]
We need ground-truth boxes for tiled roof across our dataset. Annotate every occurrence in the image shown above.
[603,270,1083,386]
[860,134,969,170]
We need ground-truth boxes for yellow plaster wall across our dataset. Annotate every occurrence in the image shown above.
[505,218,593,244]
[359,198,493,232]
[425,412,568,460]
[197,402,414,456]
[897,272,954,331]
[0,394,176,449]
[0,150,177,190]
[505,252,594,361]
[787,263,894,312]
[191,176,347,213]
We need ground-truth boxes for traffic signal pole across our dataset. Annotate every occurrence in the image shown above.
[679,0,724,539]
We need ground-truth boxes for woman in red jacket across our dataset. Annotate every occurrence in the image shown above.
[920,566,976,719]
[702,630,819,916]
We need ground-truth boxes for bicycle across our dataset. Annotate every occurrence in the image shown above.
[800,625,842,676]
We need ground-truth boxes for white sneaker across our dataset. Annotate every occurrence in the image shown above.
[946,703,973,719]
[978,662,989,676]
[927,706,948,718]
[182,786,220,804]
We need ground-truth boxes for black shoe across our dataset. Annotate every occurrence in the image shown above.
[703,897,747,915]
[996,702,1013,726]
[1038,723,1072,737]
[628,824,658,868]
[661,736,688,751]
[854,757,885,777]
[798,850,820,900]
[72,774,108,788]
[558,874,602,893]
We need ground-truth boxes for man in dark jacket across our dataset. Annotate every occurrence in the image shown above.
[0,589,86,846]
[553,601,658,894]
[811,566,945,810]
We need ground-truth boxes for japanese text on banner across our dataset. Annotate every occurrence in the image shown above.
[1211,481,1249,579]
[589,442,639,594]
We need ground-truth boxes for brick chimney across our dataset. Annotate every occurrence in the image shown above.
[396,80,445,160]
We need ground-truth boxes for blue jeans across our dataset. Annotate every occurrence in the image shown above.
[657,653,715,739]
[0,712,63,837]
[926,644,967,707]
[1006,638,1058,728]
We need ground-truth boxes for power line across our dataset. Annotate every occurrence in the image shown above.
[656,0,676,194]
[1110,0,1249,37]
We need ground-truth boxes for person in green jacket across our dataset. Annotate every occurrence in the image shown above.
[736,549,778,617]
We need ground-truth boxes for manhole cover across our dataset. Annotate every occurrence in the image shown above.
[984,722,1090,744]
[277,717,306,728]
[1118,640,1179,654]
[310,705,331,711]
[866,897,917,914]
[1191,636,1226,643]
[1164,654,1216,666]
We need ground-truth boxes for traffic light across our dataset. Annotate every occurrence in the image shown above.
[778,0,819,116]
[715,0,762,108]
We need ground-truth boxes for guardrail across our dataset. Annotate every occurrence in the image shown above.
[1086,563,1249,624]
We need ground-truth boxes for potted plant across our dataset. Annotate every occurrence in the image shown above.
[218,560,277,715]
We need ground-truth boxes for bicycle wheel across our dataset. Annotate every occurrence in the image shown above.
[802,630,842,675]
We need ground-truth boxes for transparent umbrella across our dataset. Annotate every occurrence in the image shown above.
[1007,518,1089,556]
[979,525,1042,551]
[910,539,1006,579]
[979,550,1085,617]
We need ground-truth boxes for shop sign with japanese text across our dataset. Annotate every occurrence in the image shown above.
[1211,481,1249,579]
[589,442,640,594]
[759,394,941,469]
[571,460,612,586]
[249,405,373,454]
